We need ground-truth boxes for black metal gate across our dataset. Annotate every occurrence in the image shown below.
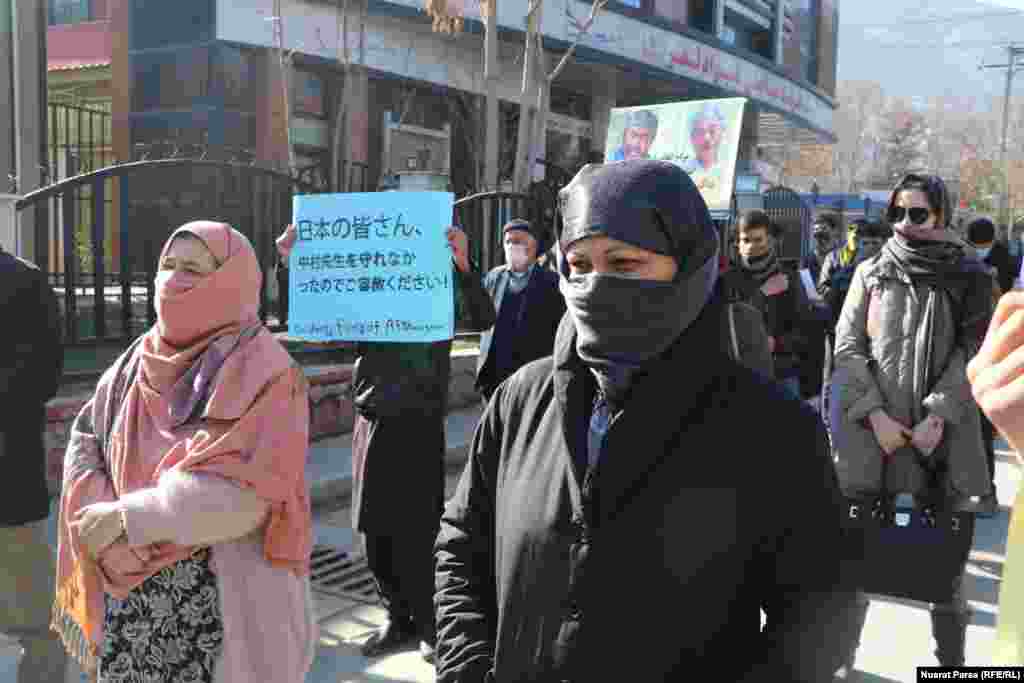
[454,191,542,273]
[763,185,812,267]
[15,159,322,346]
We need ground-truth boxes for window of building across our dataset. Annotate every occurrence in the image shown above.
[291,70,327,119]
[817,0,837,95]
[131,47,212,112]
[49,0,93,25]
[723,3,775,61]
[214,46,257,112]
[130,0,215,51]
[687,0,714,33]
[793,0,818,85]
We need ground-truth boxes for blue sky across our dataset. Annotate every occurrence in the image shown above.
[837,0,1024,103]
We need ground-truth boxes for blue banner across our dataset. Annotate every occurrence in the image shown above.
[288,192,455,342]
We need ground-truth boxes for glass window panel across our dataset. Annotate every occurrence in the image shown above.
[215,46,256,111]
[291,70,326,119]
[50,0,92,25]
[130,0,214,50]
[131,47,212,111]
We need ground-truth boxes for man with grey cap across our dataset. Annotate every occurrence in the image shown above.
[609,109,658,161]
[476,218,565,401]
[435,160,858,683]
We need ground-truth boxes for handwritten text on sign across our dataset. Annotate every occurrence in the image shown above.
[288,192,455,342]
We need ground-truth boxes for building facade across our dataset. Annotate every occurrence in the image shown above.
[46,0,839,194]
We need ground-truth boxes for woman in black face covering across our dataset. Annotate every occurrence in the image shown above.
[434,160,858,683]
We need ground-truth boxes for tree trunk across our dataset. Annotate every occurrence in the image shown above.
[483,0,500,192]
[513,0,542,192]
[531,43,551,186]
[330,0,367,193]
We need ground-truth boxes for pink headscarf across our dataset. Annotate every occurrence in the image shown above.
[55,221,312,672]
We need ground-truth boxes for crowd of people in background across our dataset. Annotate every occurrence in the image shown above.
[10,157,1024,681]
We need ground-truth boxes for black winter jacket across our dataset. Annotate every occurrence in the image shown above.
[435,293,859,683]
[721,262,811,379]
[476,265,565,399]
[0,250,62,525]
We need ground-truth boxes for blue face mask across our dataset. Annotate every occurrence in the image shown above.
[975,246,992,260]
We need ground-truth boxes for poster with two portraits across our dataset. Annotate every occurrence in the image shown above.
[604,98,747,217]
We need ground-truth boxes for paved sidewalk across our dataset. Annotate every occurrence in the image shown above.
[0,405,484,682]
[3,413,1016,683]
[308,404,482,507]
[302,442,1024,683]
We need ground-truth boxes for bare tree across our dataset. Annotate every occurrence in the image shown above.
[512,0,608,192]
[330,0,368,192]
[271,0,296,175]
[831,80,886,192]
[425,0,498,191]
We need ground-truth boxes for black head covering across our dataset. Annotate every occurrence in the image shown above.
[966,216,996,246]
[557,160,719,281]
[503,218,550,255]
[555,160,721,404]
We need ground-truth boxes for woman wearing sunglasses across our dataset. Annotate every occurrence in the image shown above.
[831,174,994,670]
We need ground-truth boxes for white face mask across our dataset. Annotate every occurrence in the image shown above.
[505,244,534,272]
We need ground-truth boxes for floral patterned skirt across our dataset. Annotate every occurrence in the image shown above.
[99,548,223,683]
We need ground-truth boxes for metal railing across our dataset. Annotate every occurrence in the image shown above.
[17,158,323,345]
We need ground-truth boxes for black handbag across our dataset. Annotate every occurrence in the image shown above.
[842,454,975,605]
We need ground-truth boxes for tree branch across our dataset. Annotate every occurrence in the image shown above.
[549,0,608,82]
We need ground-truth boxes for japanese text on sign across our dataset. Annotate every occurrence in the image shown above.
[288,192,455,343]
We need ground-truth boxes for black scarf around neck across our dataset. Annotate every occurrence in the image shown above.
[883,231,991,335]
[740,244,779,282]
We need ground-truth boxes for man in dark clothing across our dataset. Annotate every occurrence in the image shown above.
[722,209,812,398]
[803,212,840,284]
[0,247,66,683]
[434,160,858,683]
[966,216,1015,517]
[818,220,890,329]
[276,223,495,662]
[476,219,565,401]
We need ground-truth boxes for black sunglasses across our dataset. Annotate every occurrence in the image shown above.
[888,206,932,225]
[813,233,833,242]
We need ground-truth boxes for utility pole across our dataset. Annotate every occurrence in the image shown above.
[981,44,1024,239]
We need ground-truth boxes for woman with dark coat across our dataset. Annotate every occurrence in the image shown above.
[434,160,858,683]
[832,174,994,668]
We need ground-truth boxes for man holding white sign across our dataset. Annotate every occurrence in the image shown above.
[277,194,495,662]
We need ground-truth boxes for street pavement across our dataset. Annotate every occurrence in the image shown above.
[2,419,1020,683]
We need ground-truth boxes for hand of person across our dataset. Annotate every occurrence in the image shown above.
[72,501,125,560]
[767,336,777,354]
[447,226,470,273]
[911,414,945,456]
[276,224,298,262]
[98,540,151,578]
[760,272,789,297]
[868,409,913,456]
[968,291,1024,452]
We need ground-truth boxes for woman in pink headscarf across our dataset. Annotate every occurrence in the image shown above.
[53,221,316,682]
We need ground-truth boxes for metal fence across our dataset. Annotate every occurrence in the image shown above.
[17,159,322,346]
[763,185,813,266]
[46,103,113,183]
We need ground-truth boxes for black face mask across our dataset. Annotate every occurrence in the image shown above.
[557,161,721,401]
